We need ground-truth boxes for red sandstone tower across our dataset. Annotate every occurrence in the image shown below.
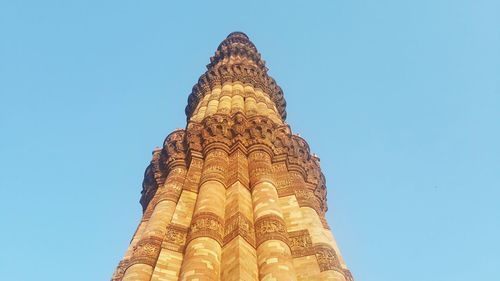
[112,32,353,281]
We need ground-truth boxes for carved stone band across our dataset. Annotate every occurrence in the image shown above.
[224,212,256,247]
[314,243,342,272]
[343,269,355,281]
[155,188,182,206]
[111,260,128,280]
[187,212,224,246]
[288,229,315,258]
[163,224,189,253]
[254,214,289,247]
[128,236,163,268]
[295,189,322,215]
[200,149,228,186]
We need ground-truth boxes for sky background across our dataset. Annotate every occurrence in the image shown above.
[1,1,499,280]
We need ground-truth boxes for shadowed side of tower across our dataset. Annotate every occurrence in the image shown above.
[111,32,354,281]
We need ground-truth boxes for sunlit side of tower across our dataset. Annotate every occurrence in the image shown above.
[112,32,354,281]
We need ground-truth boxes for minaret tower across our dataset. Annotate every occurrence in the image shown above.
[112,32,354,281]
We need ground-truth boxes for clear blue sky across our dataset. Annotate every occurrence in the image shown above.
[1,1,499,280]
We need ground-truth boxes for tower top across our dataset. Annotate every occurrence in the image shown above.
[208,31,263,72]
[226,31,250,39]
[217,32,256,51]
[185,31,287,121]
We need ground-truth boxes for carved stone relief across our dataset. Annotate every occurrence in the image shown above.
[223,212,255,247]
[288,229,315,258]
[187,212,224,246]
[163,224,189,253]
[254,214,289,247]
[314,243,342,272]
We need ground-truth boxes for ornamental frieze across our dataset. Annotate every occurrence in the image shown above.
[272,162,288,173]
[305,157,321,185]
[288,229,315,258]
[195,114,279,149]
[248,152,274,186]
[205,148,229,159]
[343,269,355,281]
[160,129,187,170]
[153,189,180,206]
[163,130,186,156]
[223,212,255,247]
[187,212,224,246]
[111,260,127,281]
[254,214,289,247]
[247,117,274,143]
[248,150,271,161]
[163,224,189,253]
[273,162,295,197]
[284,171,327,216]
[319,215,330,229]
[229,113,250,139]
[274,178,295,197]
[314,243,342,272]
[249,166,273,178]
[290,135,310,158]
[272,128,293,155]
[185,114,304,161]
[186,124,203,152]
[155,177,184,205]
[201,115,232,146]
[200,149,228,185]
[313,174,328,214]
[129,236,163,267]
[165,167,187,181]
[248,168,274,187]
[295,189,322,215]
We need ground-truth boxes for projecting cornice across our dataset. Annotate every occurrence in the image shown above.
[140,113,328,220]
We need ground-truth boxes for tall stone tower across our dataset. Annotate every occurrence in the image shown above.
[112,32,353,281]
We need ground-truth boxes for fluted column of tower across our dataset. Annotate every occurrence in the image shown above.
[111,32,354,281]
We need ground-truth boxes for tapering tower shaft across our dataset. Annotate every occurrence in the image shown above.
[112,32,353,281]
